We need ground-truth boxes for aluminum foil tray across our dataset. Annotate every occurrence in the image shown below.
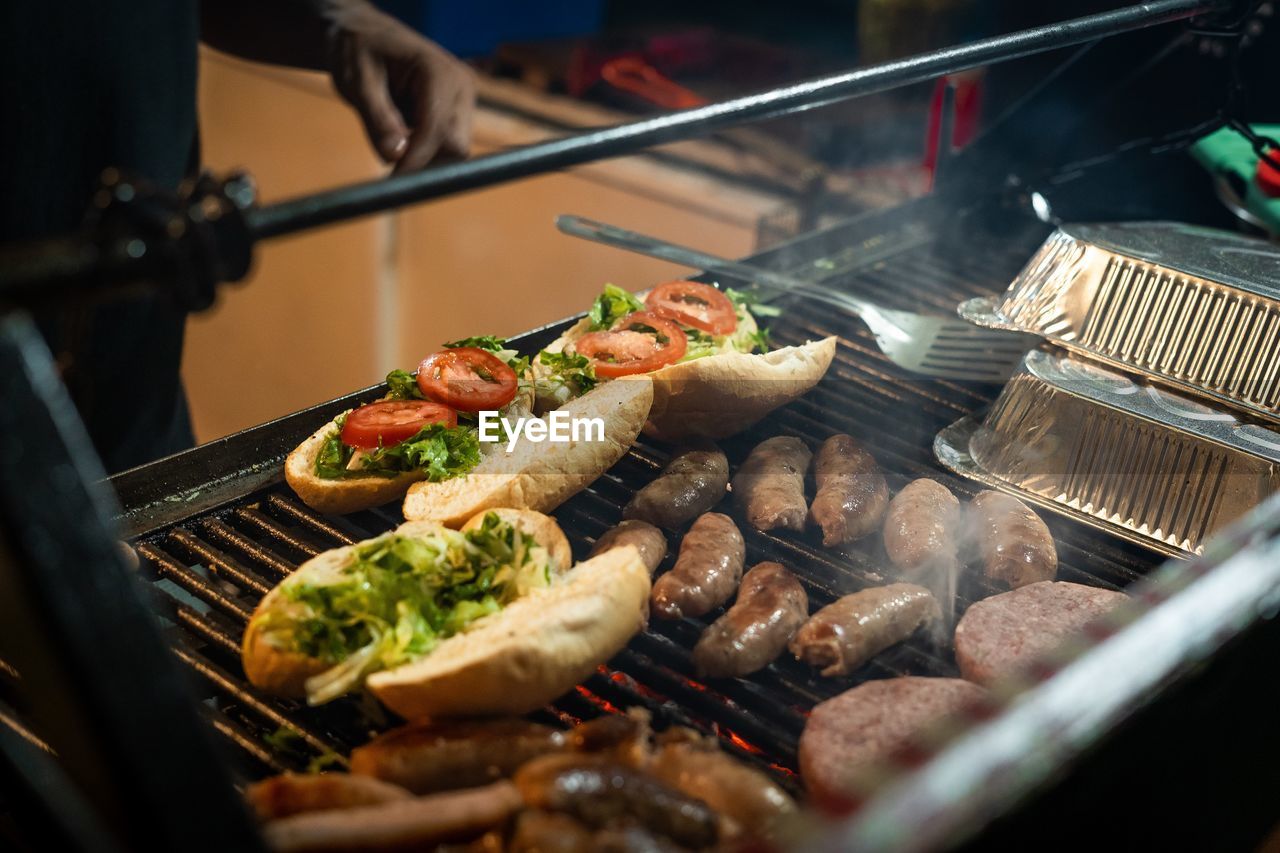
[935,348,1280,556]
[960,222,1280,423]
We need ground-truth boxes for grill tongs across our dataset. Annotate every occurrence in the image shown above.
[557,215,1038,382]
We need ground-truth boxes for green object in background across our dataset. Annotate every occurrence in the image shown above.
[1190,124,1280,235]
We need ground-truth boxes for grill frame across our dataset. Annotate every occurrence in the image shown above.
[114,199,1151,779]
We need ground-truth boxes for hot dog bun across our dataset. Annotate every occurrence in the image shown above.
[242,510,650,719]
[545,317,836,441]
[287,376,651,519]
[284,417,424,516]
[401,376,652,526]
[367,544,649,719]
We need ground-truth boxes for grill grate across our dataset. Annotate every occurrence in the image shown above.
[118,208,1164,797]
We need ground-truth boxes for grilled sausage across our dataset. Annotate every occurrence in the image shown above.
[349,719,566,795]
[969,491,1058,589]
[624,445,729,529]
[808,434,889,546]
[245,773,412,822]
[648,737,798,841]
[590,520,668,575]
[692,562,808,679]
[882,479,960,572]
[789,583,941,677]
[732,437,812,532]
[514,754,719,849]
[651,513,745,620]
[262,780,522,853]
[509,811,596,853]
[510,810,685,853]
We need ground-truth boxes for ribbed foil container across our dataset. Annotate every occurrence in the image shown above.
[960,222,1280,423]
[935,349,1280,556]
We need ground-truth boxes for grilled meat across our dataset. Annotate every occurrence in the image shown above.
[968,491,1057,589]
[245,772,411,822]
[808,434,889,546]
[651,513,745,619]
[692,562,808,679]
[954,580,1127,685]
[799,677,986,808]
[882,479,960,572]
[349,719,566,794]
[590,519,669,575]
[732,436,812,532]
[624,445,729,529]
[790,583,941,677]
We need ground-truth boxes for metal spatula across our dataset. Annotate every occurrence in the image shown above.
[557,215,1038,382]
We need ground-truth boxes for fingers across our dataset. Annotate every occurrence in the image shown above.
[392,60,476,174]
[332,30,410,164]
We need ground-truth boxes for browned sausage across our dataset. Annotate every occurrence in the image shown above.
[648,737,798,841]
[808,435,889,546]
[624,445,729,528]
[566,713,652,767]
[245,773,412,822]
[349,719,566,794]
[732,437,811,532]
[789,583,940,677]
[882,479,960,572]
[969,491,1058,589]
[692,562,808,679]
[514,754,719,850]
[509,810,596,853]
[589,520,668,575]
[651,513,745,620]
[262,780,523,853]
[510,810,684,853]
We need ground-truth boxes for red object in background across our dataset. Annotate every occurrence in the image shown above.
[601,55,707,109]
[923,72,984,188]
[1256,147,1280,198]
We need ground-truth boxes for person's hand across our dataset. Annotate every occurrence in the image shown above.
[326,4,476,173]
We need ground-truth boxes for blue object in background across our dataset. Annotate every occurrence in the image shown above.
[377,0,605,58]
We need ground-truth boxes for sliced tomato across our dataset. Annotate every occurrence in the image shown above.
[416,347,518,412]
[645,280,738,335]
[572,311,688,378]
[341,400,457,449]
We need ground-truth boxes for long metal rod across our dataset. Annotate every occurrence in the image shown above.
[249,0,1220,240]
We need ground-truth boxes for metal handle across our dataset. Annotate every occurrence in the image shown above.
[555,214,877,315]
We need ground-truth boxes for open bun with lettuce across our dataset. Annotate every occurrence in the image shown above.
[539,283,835,441]
[285,336,652,517]
[242,509,650,719]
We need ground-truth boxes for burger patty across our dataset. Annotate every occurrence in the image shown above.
[954,581,1129,685]
[798,676,986,806]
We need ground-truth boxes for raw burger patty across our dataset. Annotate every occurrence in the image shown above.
[954,580,1128,685]
[799,676,985,806]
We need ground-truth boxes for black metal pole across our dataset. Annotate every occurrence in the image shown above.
[248,0,1222,240]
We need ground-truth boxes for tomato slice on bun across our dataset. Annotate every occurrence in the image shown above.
[341,400,457,450]
[572,311,688,378]
[645,280,738,335]
[416,347,519,412]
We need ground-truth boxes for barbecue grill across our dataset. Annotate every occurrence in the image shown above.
[3,2,1280,851]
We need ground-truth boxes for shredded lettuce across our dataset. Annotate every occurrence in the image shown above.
[268,513,553,703]
[588,283,645,330]
[537,350,598,396]
[725,286,782,318]
[444,335,507,352]
[314,420,481,481]
[384,369,424,401]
